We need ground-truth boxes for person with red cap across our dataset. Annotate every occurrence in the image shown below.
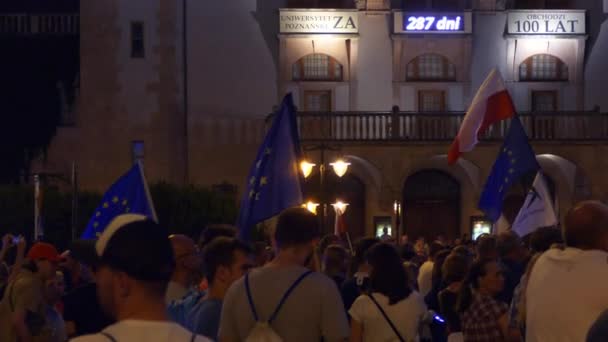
[0,241,60,342]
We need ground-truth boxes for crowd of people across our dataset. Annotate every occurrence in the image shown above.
[1,200,608,341]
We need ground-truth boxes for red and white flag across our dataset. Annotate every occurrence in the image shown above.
[448,68,515,165]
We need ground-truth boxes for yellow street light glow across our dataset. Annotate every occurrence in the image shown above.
[302,201,320,215]
[332,201,349,214]
[330,159,350,177]
[300,161,316,178]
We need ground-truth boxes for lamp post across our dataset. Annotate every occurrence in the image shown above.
[394,200,402,244]
[300,144,350,234]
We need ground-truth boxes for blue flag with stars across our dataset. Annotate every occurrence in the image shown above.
[237,93,303,240]
[479,116,540,222]
[81,162,157,239]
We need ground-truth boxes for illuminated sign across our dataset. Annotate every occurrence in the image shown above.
[507,10,586,35]
[279,9,358,34]
[394,12,472,34]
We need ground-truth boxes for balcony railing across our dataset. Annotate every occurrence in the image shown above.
[297,111,608,142]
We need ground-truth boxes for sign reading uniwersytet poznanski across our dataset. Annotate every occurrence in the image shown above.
[279,10,358,34]
[507,10,585,35]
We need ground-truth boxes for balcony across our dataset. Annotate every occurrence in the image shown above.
[297,111,608,143]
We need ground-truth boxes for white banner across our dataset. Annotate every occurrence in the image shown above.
[279,10,358,34]
[512,172,558,237]
[507,10,586,35]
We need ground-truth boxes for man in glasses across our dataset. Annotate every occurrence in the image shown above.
[166,234,203,304]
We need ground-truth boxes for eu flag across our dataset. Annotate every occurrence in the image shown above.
[237,93,303,239]
[81,162,157,239]
[479,116,540,222]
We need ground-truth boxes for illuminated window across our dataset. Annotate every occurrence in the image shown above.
[418,90,446,112]
[519,54,568,81]
[304,90,331,111]
[293,54,343,81]
[407,54,456,81]
[532,91,557,111]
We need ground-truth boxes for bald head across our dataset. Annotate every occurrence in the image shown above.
[564,201,608,251]
[169,234,197,258]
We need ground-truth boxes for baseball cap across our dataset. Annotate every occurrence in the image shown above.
[27,242,60,262]
[72,214,175,282]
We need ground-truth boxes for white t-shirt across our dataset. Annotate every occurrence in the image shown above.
[417,261,434,297]
[526,248,608,342]
[70,320,211,342]
[349,292,427,342]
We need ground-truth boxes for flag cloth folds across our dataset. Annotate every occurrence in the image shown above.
[448,68,515,165]
[511,172,558,237]
[479,116,540,222]
[237,93,303,240]
[81,162,157,239]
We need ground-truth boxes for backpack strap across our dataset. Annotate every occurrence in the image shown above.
[268,270,313,324]
[245,270,313,324]
[100,332,117,342]
[366,293,406,342]
[245,271,260,322]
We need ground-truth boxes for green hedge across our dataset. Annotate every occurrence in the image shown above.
[0,182,237,251]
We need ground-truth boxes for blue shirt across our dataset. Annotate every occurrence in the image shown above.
[187,299,223,340]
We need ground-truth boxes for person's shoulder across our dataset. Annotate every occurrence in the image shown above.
[170,322,213,342]
[69,333,111,342]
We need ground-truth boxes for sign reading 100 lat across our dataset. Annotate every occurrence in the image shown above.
[507,11,586,35]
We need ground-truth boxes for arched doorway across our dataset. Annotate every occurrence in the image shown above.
[402,170,460,241]
[302,172,366,239]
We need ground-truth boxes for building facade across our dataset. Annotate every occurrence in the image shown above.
[30,0,608,239]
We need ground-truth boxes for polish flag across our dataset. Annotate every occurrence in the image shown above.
[448,68,515,165]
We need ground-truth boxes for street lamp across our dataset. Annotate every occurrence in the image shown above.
[332,200,349,214]
[300,149,350,234]
[330,160,350,178]
[394,200,402,243]
[302,201,320,215]
[300,161,316,179]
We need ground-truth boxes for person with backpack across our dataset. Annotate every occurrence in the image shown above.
[70,214,211,342]
[218,207,350,342]
[349,243,427,342]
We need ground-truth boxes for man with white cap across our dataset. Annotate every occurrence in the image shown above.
[70,214,210,342]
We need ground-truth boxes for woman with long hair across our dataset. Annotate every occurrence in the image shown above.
[349,243,427,342]
[457,258,508,342]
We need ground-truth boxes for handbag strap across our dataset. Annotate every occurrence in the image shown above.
[367,293,406,342]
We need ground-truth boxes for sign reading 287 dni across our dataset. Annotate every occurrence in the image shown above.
[394,12,472,34]
[405,15,463,32]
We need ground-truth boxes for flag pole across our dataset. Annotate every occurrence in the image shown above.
[71,162,78,241]
[34,174,40,241]
[345,232,354,256]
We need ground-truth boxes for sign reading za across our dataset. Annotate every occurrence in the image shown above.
[279,10,358,34]
[507,11,586,35]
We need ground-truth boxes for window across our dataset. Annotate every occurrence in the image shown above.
[130,22,145,58]
[407,54,456,81]
[293,54,343,81]
[418,90,446,111]
[304,90,331,111]
[132,141,145,164]
[531,91,557,111]
[519,54,568,81]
